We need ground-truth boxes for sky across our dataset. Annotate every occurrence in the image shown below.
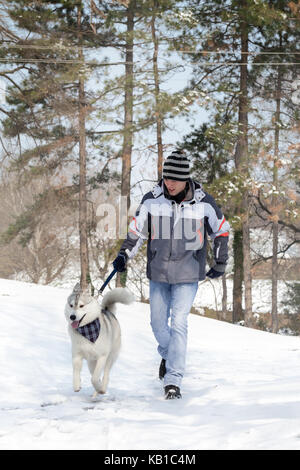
[92,45,209,202]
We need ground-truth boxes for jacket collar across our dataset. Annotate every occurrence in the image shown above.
[152,179,205,203]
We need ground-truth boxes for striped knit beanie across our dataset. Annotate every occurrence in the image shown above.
[162,150,190,181]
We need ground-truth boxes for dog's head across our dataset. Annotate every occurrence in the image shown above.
[64,282,100,329]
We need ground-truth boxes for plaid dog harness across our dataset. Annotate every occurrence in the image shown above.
[76,318,101,343]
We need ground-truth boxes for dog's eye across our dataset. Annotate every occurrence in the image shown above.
[70,304,73,308]
[79,304,84,308]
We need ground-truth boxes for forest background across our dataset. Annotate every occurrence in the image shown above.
[0,0,299,334]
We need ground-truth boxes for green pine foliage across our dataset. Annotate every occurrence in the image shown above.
[283,283,300,316]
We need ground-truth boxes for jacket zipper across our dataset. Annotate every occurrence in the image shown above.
[169,202,184,258]
[169,204,174,258]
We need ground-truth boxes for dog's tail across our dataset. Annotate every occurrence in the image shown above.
[101,287,134,314]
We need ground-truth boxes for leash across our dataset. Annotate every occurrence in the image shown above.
[98,268,118,295]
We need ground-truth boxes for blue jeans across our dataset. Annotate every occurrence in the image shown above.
[149,280,198,388]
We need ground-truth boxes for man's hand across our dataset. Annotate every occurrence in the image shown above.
[113,253,127,272]
[206,267,224,279]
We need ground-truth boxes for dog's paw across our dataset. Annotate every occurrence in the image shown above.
[74,387,81,392]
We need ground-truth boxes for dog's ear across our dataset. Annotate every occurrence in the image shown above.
[73,282,81,294]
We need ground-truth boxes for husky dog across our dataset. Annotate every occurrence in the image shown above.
[64,283,134,397]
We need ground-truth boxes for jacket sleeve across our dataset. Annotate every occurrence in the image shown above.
[119,194,150,260]
[204,193,230,272]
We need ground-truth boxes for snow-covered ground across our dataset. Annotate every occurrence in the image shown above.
[184,278,288,315]
[17,262,292,315]
[1,278,300,450]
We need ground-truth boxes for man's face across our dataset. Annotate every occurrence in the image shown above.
[164,178,187,196]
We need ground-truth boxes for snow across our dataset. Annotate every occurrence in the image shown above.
[1,278,300,450]
[194,278,289,314]
[137,277,290,315]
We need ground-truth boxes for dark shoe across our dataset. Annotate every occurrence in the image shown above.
[164,385,182,400]
[159,359,166,380]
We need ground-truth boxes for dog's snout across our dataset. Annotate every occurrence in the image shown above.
[70,314,76,321]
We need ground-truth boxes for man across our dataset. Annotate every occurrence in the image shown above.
[113,150,230,400]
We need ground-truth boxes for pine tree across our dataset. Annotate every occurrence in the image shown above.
[175,0,297,326]
[92,0,196,287]
[250,0,300,332]
[0,0,116,287]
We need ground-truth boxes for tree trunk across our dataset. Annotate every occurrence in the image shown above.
[117,0,135,288]
[234,0,252,327]
[272,219,279,332]
[241,13,252,328]
[243,196,252,327]
[78,5,89,290]
[151,0,163,180]
[222,274,227,320]
[232,229,243,322]
[271,46,282,333]
[121,0,135,213]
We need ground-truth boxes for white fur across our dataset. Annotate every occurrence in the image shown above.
[64,284,134,397]
[101,287,135,314]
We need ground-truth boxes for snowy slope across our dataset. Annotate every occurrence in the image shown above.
[1,278,300,450]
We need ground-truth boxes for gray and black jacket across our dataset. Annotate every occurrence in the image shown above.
[120,179,230,284]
